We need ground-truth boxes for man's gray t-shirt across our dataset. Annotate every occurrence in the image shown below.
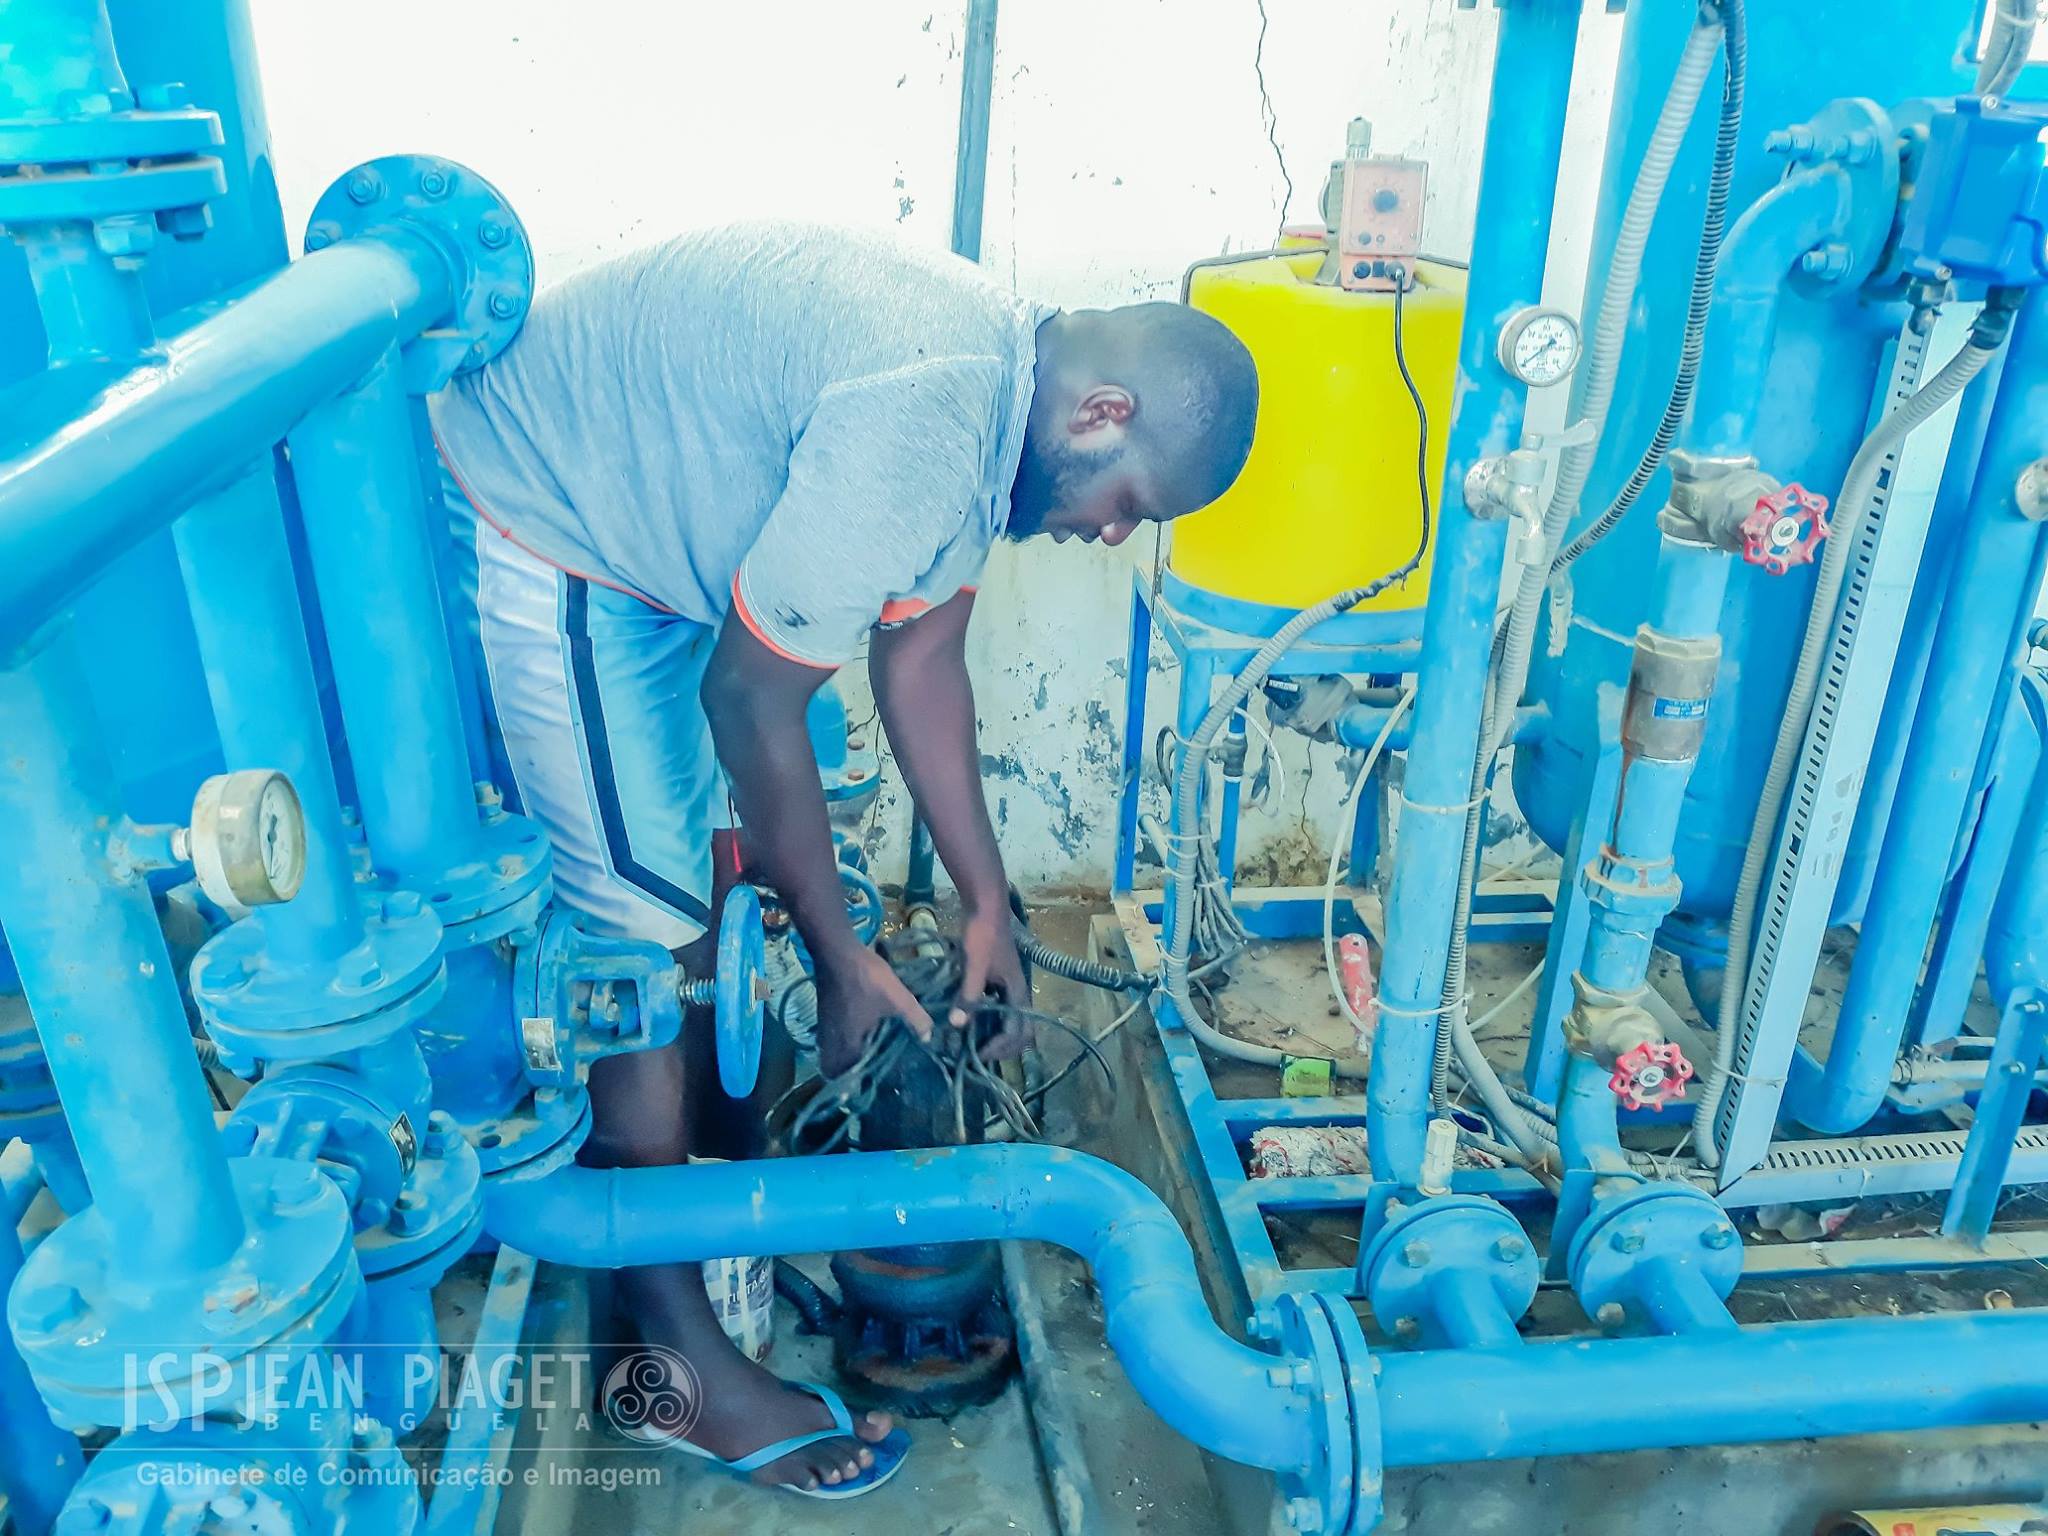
[430,220,1050,667]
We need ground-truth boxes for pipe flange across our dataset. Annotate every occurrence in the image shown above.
[224,1084,484,1284]
[1272,1291,1382,1535]
[353,1117,485,1285]
[305,154,534,392]
[0,85,224,240]
[404,806,554,952]
[1567,1183,1740,1331]
[8,1157,361,1430]
[454,1085,594,1184]
[1359,1196,1538,1349]
[1774,99,1901,298]
[61,1415,417,1536]
[192,892,447,1069]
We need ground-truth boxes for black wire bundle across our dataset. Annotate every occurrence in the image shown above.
[781,931,1118,1152]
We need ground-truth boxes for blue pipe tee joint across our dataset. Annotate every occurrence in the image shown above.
[1570,1184,1740,1336]
[1361,1196,1539,1352]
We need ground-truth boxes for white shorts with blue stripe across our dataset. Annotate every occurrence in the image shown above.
[441,464,729,950]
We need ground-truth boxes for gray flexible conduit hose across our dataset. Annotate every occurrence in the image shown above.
[1427,17,1726,1158]
[1693,317,2013,1163]
[1551,0,1746,577]
[1977,0,2042,98]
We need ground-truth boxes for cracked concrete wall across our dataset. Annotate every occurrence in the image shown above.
[251,0,1622,892]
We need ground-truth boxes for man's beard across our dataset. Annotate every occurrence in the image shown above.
[1005,437,1106,543]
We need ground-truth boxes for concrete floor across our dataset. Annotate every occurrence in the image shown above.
[459,899,2047,1536]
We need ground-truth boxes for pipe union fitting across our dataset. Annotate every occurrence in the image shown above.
[1622,630,1721,762]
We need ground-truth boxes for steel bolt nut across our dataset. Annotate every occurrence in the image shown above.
[1400,1240,1432,1269]
[488,290,523,320]
[346,170,384,205]
[1492,1235,1527,1263]
[1611,1227,1647,1254]
[1701,1222,1738,1250]
[477,216,510,249]
[1392,1315,1422,1341]
[93,213,158,260]
[419,167,451,198]
[17,1282,87,1334]
[1285,1496,1325,1531]
[1595,1301,1626,1329]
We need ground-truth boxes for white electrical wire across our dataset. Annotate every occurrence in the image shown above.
[1323,689,1416,1040]
[1236,705,1289,813]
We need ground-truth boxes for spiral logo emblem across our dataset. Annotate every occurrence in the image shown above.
[602,1346,702,1444]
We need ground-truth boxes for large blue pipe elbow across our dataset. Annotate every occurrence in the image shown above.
[484,1145,1315,1473]
[1687,167,1854,458]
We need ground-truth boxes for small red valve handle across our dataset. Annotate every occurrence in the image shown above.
[1740,484,1830,575]
[1608,1040,1695,1112]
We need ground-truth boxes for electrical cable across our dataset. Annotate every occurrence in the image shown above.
[1426,14,1728,1165]
[1551,0,1746,576]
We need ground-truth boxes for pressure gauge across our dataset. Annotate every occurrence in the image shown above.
[1497,305,1582,387]
[189,770,308,910]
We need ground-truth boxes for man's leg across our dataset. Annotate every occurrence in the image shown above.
[464,522,888,1488]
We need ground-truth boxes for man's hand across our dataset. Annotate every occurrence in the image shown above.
[814,946,936,1075]
[955,911,1030,1061]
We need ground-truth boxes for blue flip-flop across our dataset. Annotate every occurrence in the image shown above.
[649,1380,913,1500]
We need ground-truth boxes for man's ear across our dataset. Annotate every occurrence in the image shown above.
[1068,384,1135,436]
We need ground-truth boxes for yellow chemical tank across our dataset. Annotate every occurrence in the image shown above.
[1173,253,1464,613]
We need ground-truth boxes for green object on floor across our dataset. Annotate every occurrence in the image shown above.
[1280,1056,1333,1097]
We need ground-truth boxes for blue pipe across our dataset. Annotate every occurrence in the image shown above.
[1630,1253,1738,1334]
[1375,1309,2048,1465]
[289,349,485,881]
[0,1212,83,1536]
[1686,166,1854,455]
[173,466,365,970]
[1557,1053,1633,1182]
[0,634,244,1279]
[1789,285,2048,1132]
[1839,344,2011,919]
[1909,685,2042,1047]
[0,233,455,659]
[1985,673,2048,1007]
[1334,702,1545,756]
[357,1278,443,1432]
[485,1145,1314,1472]
[1371,0,1584,1183]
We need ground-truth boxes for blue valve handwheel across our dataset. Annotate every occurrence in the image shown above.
[716,884,767,1098]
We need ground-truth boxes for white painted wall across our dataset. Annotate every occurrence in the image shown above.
[249,0,1624,892]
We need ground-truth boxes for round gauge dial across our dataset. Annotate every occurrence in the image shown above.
[255,774,307,901]
[1498,306,1582,387]
[189,769,308,909]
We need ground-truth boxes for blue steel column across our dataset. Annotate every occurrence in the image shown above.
[175,473,366,966]
[1788,285,2048,1132]
[290,349,487,882]
[1370,0,1584,1183]
[0,637,244,1276]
